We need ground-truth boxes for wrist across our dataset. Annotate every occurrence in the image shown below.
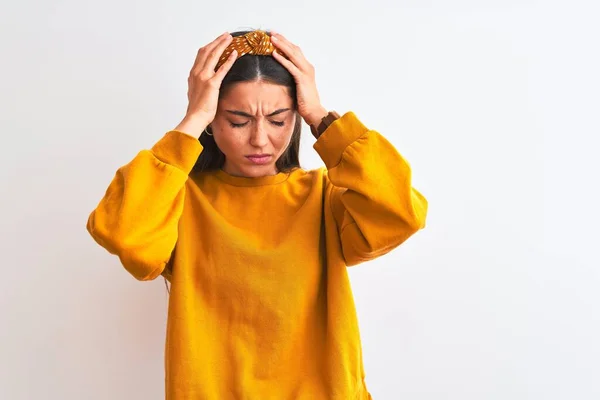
[174,114,211,138]
[305,107,329,128]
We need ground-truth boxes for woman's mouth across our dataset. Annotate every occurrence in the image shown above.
[245,155,272,165]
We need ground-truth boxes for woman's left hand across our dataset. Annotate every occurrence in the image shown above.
[270,32,328,128]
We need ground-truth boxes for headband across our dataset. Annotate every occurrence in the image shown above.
[215,30,288,71]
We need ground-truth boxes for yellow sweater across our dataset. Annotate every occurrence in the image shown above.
[87,111,428,400]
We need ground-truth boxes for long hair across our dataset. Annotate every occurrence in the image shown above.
[192,29,302,174]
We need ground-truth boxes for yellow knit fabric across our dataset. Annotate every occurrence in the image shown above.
[87,111,428,399]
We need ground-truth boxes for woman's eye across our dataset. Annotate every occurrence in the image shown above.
[228,121,285,128]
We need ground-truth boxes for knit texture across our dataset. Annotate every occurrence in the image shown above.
[87,111,428,399]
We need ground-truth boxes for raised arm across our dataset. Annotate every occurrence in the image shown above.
[315,111,428,266]
[87,31,241,280]
[86,130,203,280]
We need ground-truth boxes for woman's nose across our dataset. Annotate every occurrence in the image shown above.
[249,123,269,147]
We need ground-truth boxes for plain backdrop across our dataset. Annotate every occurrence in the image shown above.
[1,0,598,399]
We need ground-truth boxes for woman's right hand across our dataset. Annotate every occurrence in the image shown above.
[175,32,237,137]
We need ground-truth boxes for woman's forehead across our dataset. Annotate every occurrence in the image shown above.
[220,82,292,112]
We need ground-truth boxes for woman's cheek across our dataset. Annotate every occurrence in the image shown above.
[275,133,291,152]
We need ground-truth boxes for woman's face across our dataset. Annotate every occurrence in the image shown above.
[211,80,296,178]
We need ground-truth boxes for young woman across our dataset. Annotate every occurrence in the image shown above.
[87,29,428,400]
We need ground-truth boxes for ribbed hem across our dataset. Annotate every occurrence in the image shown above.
[312,111,369,169]
[150,130,204,174]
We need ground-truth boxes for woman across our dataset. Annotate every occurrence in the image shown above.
[87,29,428,400]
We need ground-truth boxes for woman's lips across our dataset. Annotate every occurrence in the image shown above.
[245,155,272,165]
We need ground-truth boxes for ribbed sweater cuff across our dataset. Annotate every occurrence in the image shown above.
[312,111,369,169]
[150,130,204,174]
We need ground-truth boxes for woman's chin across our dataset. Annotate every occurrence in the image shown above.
[229,161,278,178]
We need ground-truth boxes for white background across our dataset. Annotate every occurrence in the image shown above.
[1,0,598,399]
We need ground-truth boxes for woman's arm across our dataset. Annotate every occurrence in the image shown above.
[86,130,203,280]
[315,111,428,266]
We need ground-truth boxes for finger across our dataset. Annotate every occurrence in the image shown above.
[190,32,229,73]
[271,34,309,72]
[191,33,231,75]
[200,33,234,73]
[212,49,237,82]
[272,33,300,52]
[272,49,300,77]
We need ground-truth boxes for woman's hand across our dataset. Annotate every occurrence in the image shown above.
[270,32,328,128]
[175,32,238,137]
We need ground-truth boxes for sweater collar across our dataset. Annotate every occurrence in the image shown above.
[212,168,294,187]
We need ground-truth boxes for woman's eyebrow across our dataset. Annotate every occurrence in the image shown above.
[224,108,291,118]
